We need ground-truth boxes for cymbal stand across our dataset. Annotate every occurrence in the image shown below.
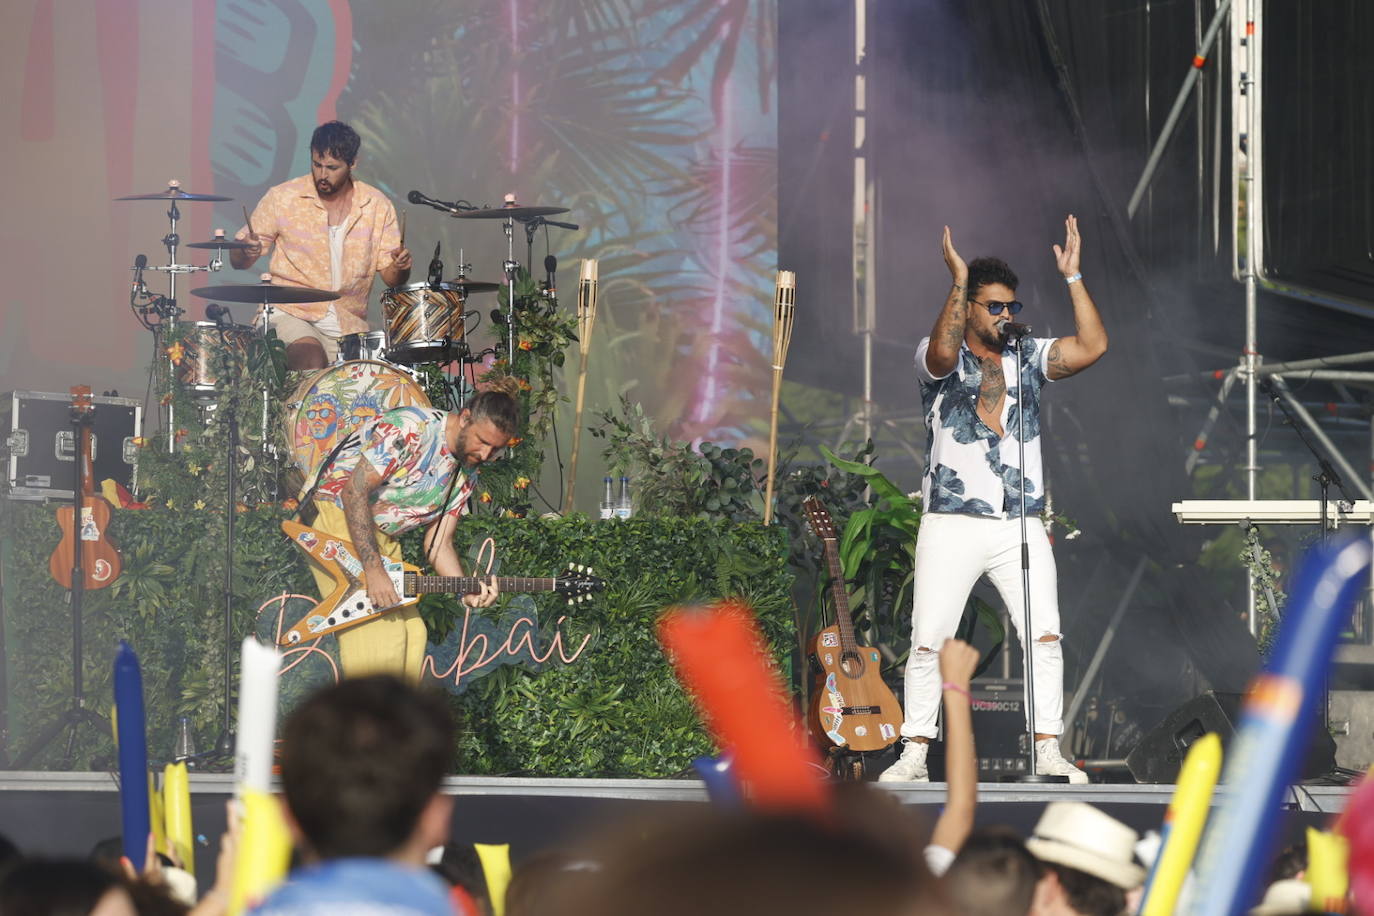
[147,192,211,451]
[503,215,517,361]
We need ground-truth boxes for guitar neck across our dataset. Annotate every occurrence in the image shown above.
[822,538,859,650]
[408,575,560,595]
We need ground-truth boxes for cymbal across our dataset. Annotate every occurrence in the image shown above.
[117,189,232,202]
[185,238,254,250]
[445,278,501,293]
[190,283,340,304]
[453,205,569,220]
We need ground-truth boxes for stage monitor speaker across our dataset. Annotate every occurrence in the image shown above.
[1125,690,1336,784]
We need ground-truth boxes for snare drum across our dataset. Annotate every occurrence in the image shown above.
[284,359,430,478]
[381,282,469,364]
[177,321,255,400]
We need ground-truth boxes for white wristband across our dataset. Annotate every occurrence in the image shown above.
[1065,272,1082,284]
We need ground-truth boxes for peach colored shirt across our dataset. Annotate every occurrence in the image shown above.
[236,175,400,335]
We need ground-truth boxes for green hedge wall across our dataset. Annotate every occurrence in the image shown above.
[0,502,794,776]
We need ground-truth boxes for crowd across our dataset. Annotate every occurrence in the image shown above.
[0,641,1329,915]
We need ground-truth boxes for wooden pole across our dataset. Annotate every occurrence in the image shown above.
[566,259,599,510]
[763,270,796,524]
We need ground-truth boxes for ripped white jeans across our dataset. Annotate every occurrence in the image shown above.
[900,512,1064,739]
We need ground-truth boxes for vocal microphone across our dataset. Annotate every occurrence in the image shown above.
[407,190,470,214]
[544,254,557,291]
[132,254,148,293]
[1002,321,1033,341]
[206,303,232,328]
[428,242,443,289]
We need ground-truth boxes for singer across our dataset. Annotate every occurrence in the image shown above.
[230,121,412,369]
[878,214,1108,784]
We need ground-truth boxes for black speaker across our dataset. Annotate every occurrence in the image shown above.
[1126,690,1336,784]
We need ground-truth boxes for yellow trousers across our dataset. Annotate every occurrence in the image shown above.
[309,501,429,684]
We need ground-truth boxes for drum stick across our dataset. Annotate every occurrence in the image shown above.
[397,211,406,249]
[242,205,254,238]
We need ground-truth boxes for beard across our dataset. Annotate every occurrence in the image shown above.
[974,321,1008,351]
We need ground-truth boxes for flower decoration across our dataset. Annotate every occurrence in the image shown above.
[518,339,534,351]
[507,437,523,448]
[193,499,206,510]
[514,476,531,490]
[479,491,492,504]
[282,498,299,511]
[166,342,186,365]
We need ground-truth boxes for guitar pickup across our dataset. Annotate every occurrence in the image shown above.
[841,705,884,715]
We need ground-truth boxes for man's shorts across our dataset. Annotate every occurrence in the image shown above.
[262,309,341,362]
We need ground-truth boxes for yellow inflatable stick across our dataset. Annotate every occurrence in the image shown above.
[1141,733,1223,916]
[1307,827,1349,914]
[148,770,168,861]
[475,843,513,916]
[228,789,291,916]
[164,762,195,877]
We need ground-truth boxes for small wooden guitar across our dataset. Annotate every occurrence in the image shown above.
[279,519,604,646]
[802,496,903,752]
[48,386,121,590]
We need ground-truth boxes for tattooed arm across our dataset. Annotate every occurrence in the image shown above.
[925,225,970,378]
[339,454,402,610]
[1046,214,1108,380]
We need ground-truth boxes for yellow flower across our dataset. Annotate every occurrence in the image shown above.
[514,476,531,490]
[188,463,202,476]
[132,437,148,448]
[165,498,174,509]
[506,437,523,448]
[517,339,534,351]
[479,491,492,504]
[166,342,186,365]
[193,499,206,510]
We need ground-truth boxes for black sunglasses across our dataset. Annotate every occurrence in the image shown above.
[970,298,1024,316]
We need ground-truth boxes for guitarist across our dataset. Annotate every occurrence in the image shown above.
[878,217,1107,784]
[308,381,522,682]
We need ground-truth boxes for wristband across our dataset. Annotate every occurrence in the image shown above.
[1064,272,1082,284]
[941,681,972,700]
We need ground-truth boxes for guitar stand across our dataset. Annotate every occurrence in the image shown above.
[11,407,108,769]
[824,746,890,782]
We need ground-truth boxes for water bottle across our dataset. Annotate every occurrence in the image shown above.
[600,476,615,520]
[616,475,633,519]
[173,716,197,761]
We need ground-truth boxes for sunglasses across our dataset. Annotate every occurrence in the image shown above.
[970,298,1024,316]
[306,408,335,420]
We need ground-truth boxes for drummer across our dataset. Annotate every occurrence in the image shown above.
[231,120,412,370]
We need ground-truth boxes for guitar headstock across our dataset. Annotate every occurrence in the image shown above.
[70,385,93,419]
[555,563,606,605]
[801,496,838,541]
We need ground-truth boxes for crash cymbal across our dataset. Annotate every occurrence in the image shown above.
[190,283,340,304]
[453,205,569,220]
[444,278,501,293]
[117,189,232,202]
[185,237,254,250]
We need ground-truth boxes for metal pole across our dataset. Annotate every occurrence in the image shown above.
[1127,0,1233,218]
[1064,557,1148,741]
[852,0,874,445]
[1269,376,1373,500]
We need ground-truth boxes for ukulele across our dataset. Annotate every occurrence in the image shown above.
[802,496,903,752]
[48,386,122,590]
[278,519,604,645]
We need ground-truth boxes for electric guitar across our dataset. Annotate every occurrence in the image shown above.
[48,386,121,590]
[279,520,604,646]
[801,496,903,752]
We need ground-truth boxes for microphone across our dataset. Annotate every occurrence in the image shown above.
[132,254,148,294]
[544,253,557,291]
[206,303,232,328]
[1001,321,1033,341]
[407,190,470,214]
[428,242,443,288]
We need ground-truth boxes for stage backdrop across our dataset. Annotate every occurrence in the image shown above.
[0,0,779,512]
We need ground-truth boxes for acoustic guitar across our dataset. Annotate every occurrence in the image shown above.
[48,386,122,590]
[278,519,604,645]
[802,496,903,752]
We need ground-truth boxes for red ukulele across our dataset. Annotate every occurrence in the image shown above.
[48,386,122,590]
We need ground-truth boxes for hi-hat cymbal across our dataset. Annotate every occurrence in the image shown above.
[185,238,254,250]
[117,189,232,202]
[445,278,501,293]
[453,205,569,220]
[190,283,339,304]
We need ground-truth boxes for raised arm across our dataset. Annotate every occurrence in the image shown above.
[1045,214,1108,380]
[929,638,980,856]
[924,226,970,378]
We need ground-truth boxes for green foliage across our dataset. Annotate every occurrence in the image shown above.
[1,501,791,777]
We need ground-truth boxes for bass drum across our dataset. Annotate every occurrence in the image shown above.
[284,359,430,480]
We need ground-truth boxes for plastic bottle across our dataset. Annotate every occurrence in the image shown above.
[600,476,615,520]
[616,475,633,519]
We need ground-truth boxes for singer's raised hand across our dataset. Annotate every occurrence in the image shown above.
[1052,214,1081,278]
[942,225,968,284]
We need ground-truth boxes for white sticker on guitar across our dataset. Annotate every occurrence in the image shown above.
[820,632,839,648]
[79,508,100,542]
[880,723,896,740]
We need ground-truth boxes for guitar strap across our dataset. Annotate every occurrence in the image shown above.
[290,431,360,526]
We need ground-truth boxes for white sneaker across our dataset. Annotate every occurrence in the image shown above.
[1036,737,1089,784]
[877,739,930,782]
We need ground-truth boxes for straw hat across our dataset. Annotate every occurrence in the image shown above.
[1025,801,1147,890]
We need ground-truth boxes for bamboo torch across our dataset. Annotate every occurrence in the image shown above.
[763,270,796,524]
[565,259,599,509]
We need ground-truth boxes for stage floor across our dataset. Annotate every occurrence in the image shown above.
[0,772,1347,882]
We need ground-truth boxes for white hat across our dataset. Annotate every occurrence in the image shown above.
[1247,878,1310,915]
[1025,801,1147,890]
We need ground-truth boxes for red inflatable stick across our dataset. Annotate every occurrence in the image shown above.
[658,600,829,814]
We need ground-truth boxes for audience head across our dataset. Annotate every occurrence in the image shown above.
[281,675,455,862]
[557,784,949,916]
[505,848,602,916]
[0,859,135,916]
[1024,802,1144,916]
[945,826,1043,916]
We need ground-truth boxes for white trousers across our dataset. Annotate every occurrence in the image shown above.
[900,512,1065,739]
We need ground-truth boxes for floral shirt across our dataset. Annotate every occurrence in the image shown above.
[915,336,1054,519]
[316,407,474,536]
[236,175,401,335]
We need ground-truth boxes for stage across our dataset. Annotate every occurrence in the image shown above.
[0,772,1346,883]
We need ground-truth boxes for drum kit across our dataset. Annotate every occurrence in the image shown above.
[118,179,574,483]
